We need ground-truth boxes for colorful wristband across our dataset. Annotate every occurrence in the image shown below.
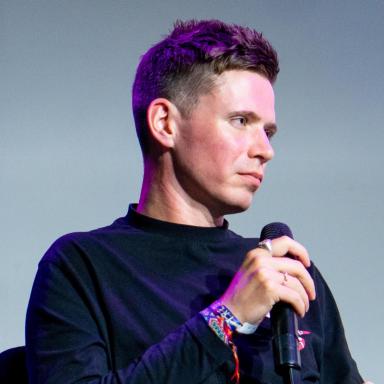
[209,301,243,331]
[200,301,241,383]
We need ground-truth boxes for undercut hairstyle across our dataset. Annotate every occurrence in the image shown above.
[132,19,279,155]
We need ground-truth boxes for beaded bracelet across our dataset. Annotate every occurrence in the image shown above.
[200,301,241,383]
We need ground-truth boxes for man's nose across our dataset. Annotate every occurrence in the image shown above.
[248,129,275,163]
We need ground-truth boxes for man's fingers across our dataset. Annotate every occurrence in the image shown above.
[249,236,310,267]
[279,272,310,313]
[266,270,310,316]
[247,266,312,317]
[270,236,310,267]
[277,283,307,317]
[230,237,316,323]
[244,252,316,301]
[276,259,316,301]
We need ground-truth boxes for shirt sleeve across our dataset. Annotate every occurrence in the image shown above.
[26,257,233,384]
[312,265,364,384]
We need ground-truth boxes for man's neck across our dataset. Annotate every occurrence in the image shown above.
[137,162,224,228]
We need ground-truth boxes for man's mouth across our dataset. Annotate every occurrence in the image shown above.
[238,172,263,188]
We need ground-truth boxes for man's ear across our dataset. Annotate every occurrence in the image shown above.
[146,98,179,149]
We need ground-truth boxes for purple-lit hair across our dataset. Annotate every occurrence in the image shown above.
[132,19,279,155]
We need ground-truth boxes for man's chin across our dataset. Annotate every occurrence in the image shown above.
[220,197,253,216]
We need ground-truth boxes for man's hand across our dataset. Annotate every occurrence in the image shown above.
[220,236,316,325]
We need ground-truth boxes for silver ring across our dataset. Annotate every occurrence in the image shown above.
[257,239,272,254]
[282,271,289,285]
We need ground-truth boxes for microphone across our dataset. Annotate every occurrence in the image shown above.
[260,223,301,382]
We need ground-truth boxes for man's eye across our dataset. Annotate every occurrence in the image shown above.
[265,128,276,139]
[232,116,247,127]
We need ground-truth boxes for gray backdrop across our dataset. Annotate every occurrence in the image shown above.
[1,0,383,382]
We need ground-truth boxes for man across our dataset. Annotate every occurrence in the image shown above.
[26,20,365,383]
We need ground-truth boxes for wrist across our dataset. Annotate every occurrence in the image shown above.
[200,301,240,345]
[200,301,240,383]
[205,300,261,335]
[210,301,243,331]
[218,299,245,324]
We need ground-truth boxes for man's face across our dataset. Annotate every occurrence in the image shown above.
[173,70,276,217]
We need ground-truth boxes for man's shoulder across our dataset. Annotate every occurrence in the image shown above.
[39,216,139,265]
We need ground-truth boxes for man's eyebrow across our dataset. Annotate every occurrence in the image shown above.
[230,110,278,133]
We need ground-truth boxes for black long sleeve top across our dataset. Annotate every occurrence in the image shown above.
[26,205,363,383]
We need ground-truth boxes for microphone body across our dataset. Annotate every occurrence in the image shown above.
[260,223,301,376]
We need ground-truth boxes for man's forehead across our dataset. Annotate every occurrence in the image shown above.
[213,70,275,112]
[217,69,273,90]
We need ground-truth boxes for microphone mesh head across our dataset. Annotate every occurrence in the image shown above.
[260,222,293,241]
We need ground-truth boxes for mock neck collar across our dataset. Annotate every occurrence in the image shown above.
[120,204,237,241]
